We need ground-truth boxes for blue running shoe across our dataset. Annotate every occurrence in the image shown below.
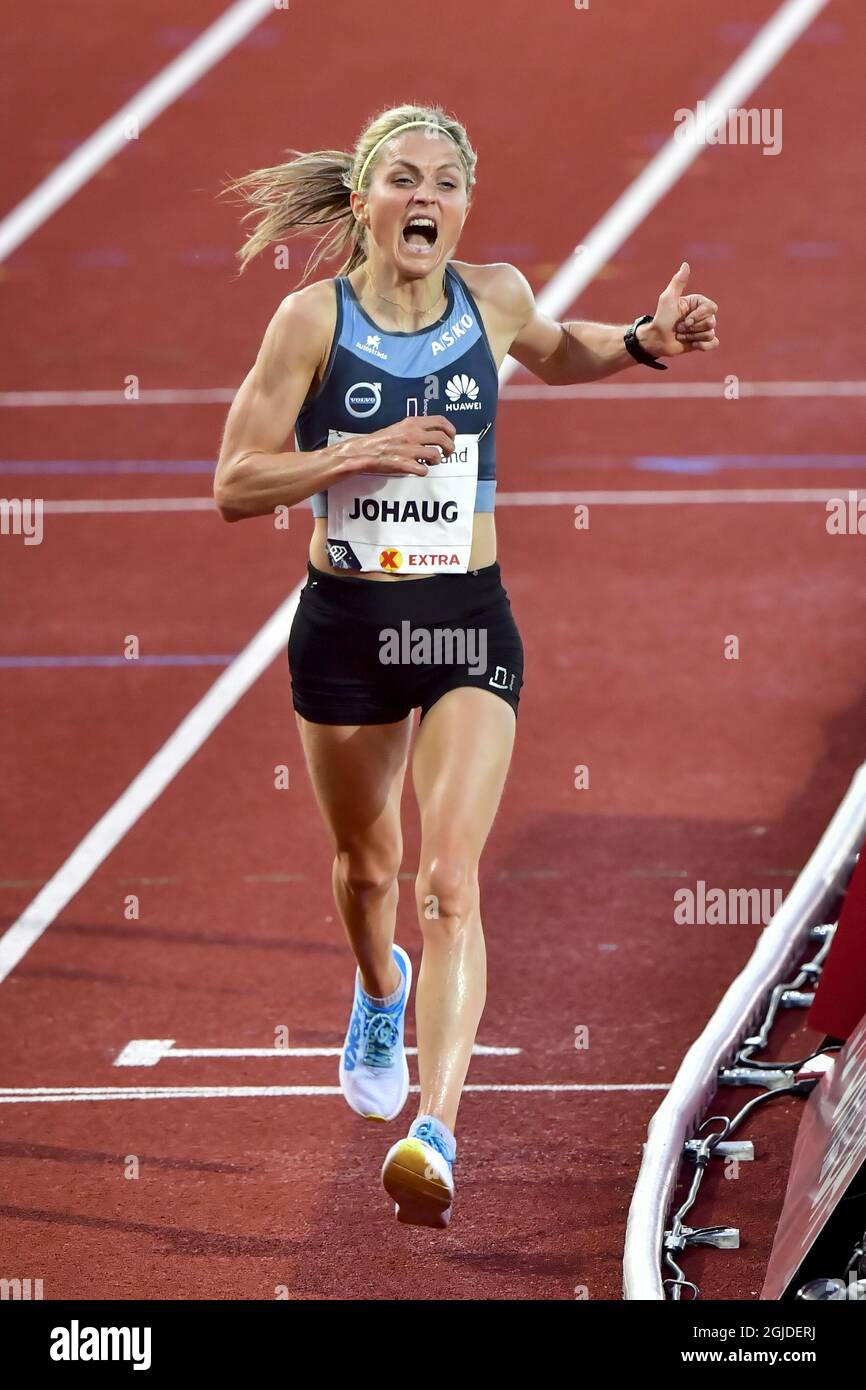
[381,1116,456,1228]
[338,945,412,1122]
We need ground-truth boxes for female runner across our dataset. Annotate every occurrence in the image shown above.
[214,103,719,1228]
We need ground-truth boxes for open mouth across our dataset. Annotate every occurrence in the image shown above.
[401,217,438,252]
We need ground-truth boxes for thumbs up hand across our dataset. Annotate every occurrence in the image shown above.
[638,262,720,359]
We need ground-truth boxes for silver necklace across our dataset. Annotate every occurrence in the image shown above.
[363,271,446,317]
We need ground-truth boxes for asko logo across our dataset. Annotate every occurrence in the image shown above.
[431,313,474,356]
[445,374,482,411]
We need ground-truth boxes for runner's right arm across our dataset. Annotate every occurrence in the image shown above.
[214,286,456,523]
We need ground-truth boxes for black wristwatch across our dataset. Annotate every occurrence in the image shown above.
[624,314,668,370]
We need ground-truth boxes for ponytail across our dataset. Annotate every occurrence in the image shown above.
[221,148,363,282]
[222,104,476,283]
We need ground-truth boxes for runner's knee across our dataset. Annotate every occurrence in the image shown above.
[334,843,402,902]
[416,857,479,931]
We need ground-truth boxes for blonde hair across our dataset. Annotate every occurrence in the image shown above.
[221,103,477,282]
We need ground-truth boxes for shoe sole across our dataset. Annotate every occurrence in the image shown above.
[339,946,412,1123]
[381,1138,453,1228]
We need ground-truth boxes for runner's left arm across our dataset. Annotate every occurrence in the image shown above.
[501,262,718,385]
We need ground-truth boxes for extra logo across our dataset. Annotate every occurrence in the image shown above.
[431,312,474,356]
[379,549,403,571]
[489,665,516,691]
[445,373,482,411]
[345,381,382,418]
[355,333,389,361]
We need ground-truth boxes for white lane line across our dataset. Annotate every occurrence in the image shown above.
[0,583,303,985]
[501,0,831,386]
[1,381,863,407]
[495,488,861,506]
[113,1039,522,1066]
[0,0,824,985]
[0,390,241,407]
[41,498,216,514]
[32,488,864,517]
[504,381,866,401]
[0,0,275,263]
[0,1082,670,1104]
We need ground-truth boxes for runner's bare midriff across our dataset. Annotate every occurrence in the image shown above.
[309,512,497,580]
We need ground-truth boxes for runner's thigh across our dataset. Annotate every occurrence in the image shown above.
[296,713,413,855]
[411,688,516,864]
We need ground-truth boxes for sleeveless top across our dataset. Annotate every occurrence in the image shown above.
[294,262,499,574]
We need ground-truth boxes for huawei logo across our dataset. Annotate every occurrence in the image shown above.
[444,374,482,411]
[445,374,479,401]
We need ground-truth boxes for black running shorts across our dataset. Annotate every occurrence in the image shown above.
[288,561,525,725]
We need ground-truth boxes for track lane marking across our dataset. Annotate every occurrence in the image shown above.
[501,0,831,385]
[25,488,866,516]
[0,0,276,263]
[1,380,863,406]
[0,584,303,984]
[113,1039,522,1065]
[0,655,235,669]
[496,488,865,505]
[41,498,216,513]
[0,1083,670,1104]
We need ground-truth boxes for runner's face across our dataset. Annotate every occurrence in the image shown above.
[362,131,469,278]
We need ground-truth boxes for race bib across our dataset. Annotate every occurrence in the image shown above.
[324,428,479,574]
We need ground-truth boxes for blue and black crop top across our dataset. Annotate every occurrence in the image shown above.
[294,262,499,517]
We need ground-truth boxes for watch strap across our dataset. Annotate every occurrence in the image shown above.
[624,314,668,370]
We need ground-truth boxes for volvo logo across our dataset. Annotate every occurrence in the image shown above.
[345,381,382,418]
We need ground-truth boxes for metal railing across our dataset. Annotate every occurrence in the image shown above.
[622,760,866,1300]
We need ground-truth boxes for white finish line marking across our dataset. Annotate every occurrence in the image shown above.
[0,0,275,263]
[0,0,823,985]
[114,1039,522,1066]
[0,1083,669,1105]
